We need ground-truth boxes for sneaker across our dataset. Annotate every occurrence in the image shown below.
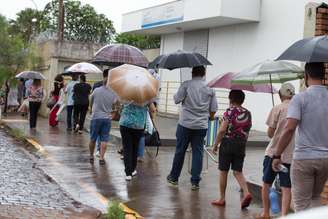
[74,125,80,133]
[167,175,178,186]
[125,175,132,181]
[78,130,83,134]
[132,170,137,177]
[120,155,124,160]
[191,184,200,190]
[67,128,72,131]
[95,151,100,157]
[137,157,144,162]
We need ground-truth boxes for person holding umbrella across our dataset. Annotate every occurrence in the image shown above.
[167,66,218,190]
[259,83,295,218]
[65,74,79,131]
[27,79,44,129]
[73,74,92,134]
[107,64,159,181]
[272,62,328,212]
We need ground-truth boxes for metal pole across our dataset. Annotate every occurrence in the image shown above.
[165,82,169,114]
[269,74,275,106]
[58,0,64,41]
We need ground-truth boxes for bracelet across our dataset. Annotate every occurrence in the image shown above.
[272,155,281,160]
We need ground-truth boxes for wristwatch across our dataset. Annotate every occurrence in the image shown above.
[272,155,281,160]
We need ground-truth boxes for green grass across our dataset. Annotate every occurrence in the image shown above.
[105,200,125,219]
[8,127,25,141]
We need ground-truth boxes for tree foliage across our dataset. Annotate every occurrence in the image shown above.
[0,15,40,83]
[114,33,160,50]
[9,8,44,44]
[42,0,116,43]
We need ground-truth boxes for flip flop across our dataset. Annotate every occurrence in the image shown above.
[99,159,106,165]
[211,200,226,207]
[241,194,252,209]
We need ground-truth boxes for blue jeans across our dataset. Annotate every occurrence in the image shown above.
[138,135,145,158]
[169,124,207,185]
[66,105,74,129]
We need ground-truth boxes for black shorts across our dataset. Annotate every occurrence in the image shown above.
[262,156,291,188]
[218,138,246,172]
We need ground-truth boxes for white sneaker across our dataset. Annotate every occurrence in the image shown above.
[95,151,100,157]
[125,175,132,181]
[132,170,137,177]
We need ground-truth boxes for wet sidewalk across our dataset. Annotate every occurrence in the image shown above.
[2,114,266,219]
[0,126,100,219]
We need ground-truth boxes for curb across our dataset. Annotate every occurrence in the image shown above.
[1,119,143,219]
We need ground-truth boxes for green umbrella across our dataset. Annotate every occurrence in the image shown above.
[232,60,304,105]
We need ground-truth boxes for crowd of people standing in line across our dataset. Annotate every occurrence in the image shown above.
[9,61,328,217]
[167,63,327,217]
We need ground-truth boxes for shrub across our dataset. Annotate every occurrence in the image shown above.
[105,200,125,219]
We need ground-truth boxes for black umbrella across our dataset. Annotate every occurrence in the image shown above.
[277,35,328,62]
[157,50,212,70]
[148,54,166,69]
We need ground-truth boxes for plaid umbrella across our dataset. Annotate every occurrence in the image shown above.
[92,44,149,67]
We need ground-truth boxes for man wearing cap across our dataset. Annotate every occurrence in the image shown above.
[259,83,295,219]
[272,62,328,212]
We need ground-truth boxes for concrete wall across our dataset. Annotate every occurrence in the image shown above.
[36,40,104,116]
[142,48,160,63]
[160,0,328,131]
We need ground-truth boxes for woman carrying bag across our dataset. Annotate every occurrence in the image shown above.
[119,102,156,181]
[48,75,64,127]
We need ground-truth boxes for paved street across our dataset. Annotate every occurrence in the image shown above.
[3,115,266,219]
[0,127,100,219]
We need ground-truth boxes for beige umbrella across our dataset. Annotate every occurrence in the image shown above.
[107,64,159,105]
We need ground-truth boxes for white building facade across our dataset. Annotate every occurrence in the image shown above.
[122,0,327,131]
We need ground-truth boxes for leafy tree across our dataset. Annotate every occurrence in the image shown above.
[114,33,160,49]
[0,14,41,113]
[9,8,44,44]
[42,0,116,43]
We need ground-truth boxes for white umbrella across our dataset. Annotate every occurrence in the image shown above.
[15,71,46,80]
[66,62,102,74]
[232,60,304,105]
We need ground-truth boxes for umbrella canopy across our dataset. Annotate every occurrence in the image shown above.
[107,64,159,105]
[277,35,328,62]
[15,71,46,80]
[148,54,166,69]
[92,44,149,67]
[65,62,102,75]
[231,60,304,85]
[208,72,278,93]
[157,50,212,70]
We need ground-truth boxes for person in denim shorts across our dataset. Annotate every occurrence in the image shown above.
[259,83,295,219]
[89,79,117,165]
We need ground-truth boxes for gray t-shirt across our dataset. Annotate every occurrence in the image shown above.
[174,77,218,129]
[287,85,328,160]
[91,86,117,120]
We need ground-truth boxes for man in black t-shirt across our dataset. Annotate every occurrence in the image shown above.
[73,74,91,133]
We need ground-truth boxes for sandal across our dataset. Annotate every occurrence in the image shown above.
[241,194,252,209]
[211,200,226,207]
[99,159,106,165]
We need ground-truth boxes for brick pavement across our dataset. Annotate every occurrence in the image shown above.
[0,128,101,219]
